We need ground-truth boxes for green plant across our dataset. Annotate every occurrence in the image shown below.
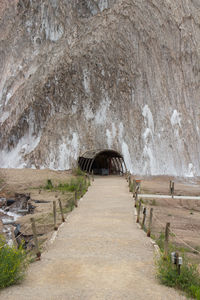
[45,179,53,190]
[156,232,165,251]
[0,236,28,289]
[157,253,200,299]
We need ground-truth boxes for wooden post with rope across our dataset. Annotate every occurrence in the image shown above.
[142,207,146,229]
[170,181,175,198]
[136,199,142,223]
[164,222,170,259]
[147,208,153,237]
[134,185,139,207]
[53,201,58,230]
[128,176,131,191]
[30,217,41,260]
[175,252,181,275]
[74,191,78,207]
[58,199,65,222]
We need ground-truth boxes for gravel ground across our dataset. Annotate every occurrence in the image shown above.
[0,176,187,300]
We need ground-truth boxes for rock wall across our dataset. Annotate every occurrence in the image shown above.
[0,0,200,176]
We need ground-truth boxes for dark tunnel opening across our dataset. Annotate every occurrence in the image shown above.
[78,149,127,175]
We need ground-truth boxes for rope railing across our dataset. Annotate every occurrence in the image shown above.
[128,176,200,258]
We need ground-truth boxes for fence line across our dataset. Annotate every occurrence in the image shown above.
[0,174,92,256]
[128,176,200,257]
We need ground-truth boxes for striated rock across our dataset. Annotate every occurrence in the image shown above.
[0,0,200,176]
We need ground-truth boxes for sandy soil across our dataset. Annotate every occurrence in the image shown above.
[130,176,200,265]
[0,168,72,196]
[137,175,200,196]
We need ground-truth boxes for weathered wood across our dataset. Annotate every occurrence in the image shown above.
[128,176,131,190]
[175,252,181,275]
[58,199,65,222]
[74,191,78,207]
[147,208,153,237]
[164,222,170,258]
[134,185,139,206]
[172,181,174,198]
[170,180,175,198]
[134,191,138,207]
[31,217,41,259]
[142,207,146,229]
[53,201,58,230]
[80,182,83,198]
[136,200,142,223]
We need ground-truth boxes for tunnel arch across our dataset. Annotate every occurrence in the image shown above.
[78,149,127,175]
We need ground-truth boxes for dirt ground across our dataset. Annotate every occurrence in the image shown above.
[136,175,200,196]
[0,176,187,300]
[1,170,200,264]
[0,168,75,250]
[132,176,200,264]
[0,168,72,195]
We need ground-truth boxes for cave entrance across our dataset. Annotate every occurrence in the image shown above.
[78,149,127,175]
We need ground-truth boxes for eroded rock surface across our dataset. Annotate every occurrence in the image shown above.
[0,0,200,176]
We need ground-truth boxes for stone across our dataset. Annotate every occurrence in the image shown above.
[0,0,199,176]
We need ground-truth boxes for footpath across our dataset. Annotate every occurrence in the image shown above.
[0,176,186,300]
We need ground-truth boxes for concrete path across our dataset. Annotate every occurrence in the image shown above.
[0,177,186,300]
[139,194,200,200]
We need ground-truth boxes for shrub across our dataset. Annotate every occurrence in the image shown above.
[45,179,53,189]
[44,177,88,200]
[157,253,200,299]
[156,232,165,251]
[0,236,27,289]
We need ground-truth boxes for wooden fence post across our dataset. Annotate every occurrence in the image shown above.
[147,208,153,237]
[134,185,139,207]
[170,181,174,198]
[53,201,58,230]
[31,217,41,259]
[136,200,142,223]
[126,173,129,182]
[80,182,83,198]
[142,207,146,229]
[84,174,87,189]
[164,222,170,258]
[134,190,138,207]
[58,199,65,222]
[175,252,181,275]
[172,181,174,198]
[74,191,78,207]
[128,176,131,191]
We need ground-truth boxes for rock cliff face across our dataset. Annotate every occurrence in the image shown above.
[0,0,200,176]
